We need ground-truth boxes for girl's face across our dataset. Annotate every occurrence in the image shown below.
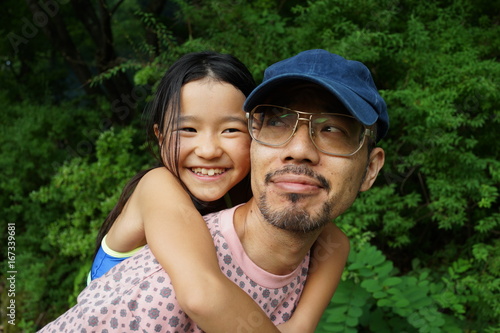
[172,78,251,202]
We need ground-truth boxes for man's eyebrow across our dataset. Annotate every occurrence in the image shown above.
[325,104,349,115]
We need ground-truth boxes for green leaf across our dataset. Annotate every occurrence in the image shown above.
[345,316,359,327]
[377,299,393,307]
[347,306,363,318]
[383,277,402,287]
[373,291,388,299]
[325,305,349,323]
[361,279,382,292]
[394,298,410,308]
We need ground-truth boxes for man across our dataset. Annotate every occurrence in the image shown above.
[39,49,388,332]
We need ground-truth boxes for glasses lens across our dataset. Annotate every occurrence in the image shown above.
[250,105,367,156]
[311,114,365,155]
[250,105,296,145]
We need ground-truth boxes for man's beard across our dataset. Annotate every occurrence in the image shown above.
[257,165,333,233]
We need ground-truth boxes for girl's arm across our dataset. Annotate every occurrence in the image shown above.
[277,223,350,333]
[135,168,280,333]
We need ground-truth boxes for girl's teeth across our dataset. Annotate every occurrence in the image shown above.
[192,168,225,176]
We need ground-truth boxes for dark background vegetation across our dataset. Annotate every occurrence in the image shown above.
[1,0,498,332]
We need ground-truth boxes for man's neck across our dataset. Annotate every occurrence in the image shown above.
[233,199,322,275]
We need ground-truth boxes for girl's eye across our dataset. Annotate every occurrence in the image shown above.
[179,127,197,133]
[223,128,242,133]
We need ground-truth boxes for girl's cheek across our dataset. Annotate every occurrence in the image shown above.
[233,139,251,174]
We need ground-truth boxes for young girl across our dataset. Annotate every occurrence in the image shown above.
[90,51,349,333]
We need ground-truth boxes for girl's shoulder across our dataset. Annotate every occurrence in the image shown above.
[143,166,175,179]
[134,167,187,203]
[139,167,181,188]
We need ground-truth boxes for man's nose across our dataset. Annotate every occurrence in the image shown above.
[280,123,320,164]
[194,134,223,159]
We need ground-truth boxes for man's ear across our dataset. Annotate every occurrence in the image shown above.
[360,147,385,192]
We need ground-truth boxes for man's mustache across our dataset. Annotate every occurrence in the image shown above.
[264,165,331,192]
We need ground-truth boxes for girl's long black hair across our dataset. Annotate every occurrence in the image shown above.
[93,51,256,258]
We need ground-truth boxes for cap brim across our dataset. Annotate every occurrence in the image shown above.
[244,74,379,127]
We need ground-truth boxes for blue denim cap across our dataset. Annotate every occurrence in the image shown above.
[244,49,389,141]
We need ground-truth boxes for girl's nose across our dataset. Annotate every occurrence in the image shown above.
[194,135,224,160]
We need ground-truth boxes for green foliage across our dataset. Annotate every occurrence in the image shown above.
[32,127,149,259]
[0,94,99,217]
[169,0,297,80]
[319,243,463,332]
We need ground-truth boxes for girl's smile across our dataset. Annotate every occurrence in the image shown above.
[190,167,228,177]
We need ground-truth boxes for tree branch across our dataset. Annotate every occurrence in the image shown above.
[110,0,125,16]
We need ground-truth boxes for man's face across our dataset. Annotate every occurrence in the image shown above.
[250,86,383,233]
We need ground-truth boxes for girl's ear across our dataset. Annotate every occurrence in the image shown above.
[360,147,385,192]
[154,124,167,165]
[154,124,162,142]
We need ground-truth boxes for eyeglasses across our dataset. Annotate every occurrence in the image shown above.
[247,105,373,157]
